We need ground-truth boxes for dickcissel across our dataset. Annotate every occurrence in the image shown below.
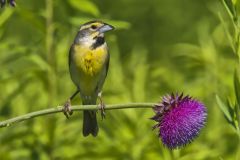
[64,21,114,137]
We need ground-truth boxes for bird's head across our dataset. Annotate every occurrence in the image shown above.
[74,20,114,46]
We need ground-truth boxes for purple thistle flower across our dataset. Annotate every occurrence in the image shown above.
[151,93,207,149]
[1,0,16,8]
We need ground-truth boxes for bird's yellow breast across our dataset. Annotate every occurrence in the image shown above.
[72,44,108,76]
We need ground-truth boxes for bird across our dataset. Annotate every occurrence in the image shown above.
[64,20,114,137]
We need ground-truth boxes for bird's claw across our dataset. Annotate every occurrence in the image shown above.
[63,99,73,119]
[98,92,106,120]
[99,101,106,120]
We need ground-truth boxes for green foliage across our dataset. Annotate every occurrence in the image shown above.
[68,0,100,17]
[216,0,240,136]
[0,0,239,159]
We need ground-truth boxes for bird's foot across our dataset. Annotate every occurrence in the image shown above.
[63,99,73,119]
[99,101,106,120]
[98,92,106,120]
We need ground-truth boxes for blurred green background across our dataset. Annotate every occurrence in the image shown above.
[0,0,239,159]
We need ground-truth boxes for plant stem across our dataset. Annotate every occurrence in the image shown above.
[0,103,155,128]
[46,0,56,107]
[45,1,56,159]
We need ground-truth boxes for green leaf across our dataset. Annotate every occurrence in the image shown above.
[102,19,131,30]
[28,54,51,71]
[234,103,240,130]
[216,95,232,122]
[0,54,50,82]
[68,0,100,17]
[0,8,14,27]
[226,98,237,129]
[218,12,236,53]
[0,78,30,116]
[17,7,45,33]
[234,69,240,106]
[226,99,235,117]
[222,0,235,19]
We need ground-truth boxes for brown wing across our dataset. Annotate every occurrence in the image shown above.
[95,51,110,94]
[68,44,80,89]
[105,51,110,78]
[68,44,74,68]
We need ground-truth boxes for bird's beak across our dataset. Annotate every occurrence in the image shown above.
[98,23,114,33]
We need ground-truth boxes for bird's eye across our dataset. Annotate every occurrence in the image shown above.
[91,25,97,30]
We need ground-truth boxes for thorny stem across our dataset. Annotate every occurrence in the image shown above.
[0,103,155,128]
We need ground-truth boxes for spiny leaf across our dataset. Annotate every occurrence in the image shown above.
[216,95,232,122]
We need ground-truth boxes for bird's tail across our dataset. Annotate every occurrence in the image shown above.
[82,97,98,137]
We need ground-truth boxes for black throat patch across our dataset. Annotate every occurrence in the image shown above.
[92,36,105,49]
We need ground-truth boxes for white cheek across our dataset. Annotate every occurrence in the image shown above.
[79,37,95,47]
